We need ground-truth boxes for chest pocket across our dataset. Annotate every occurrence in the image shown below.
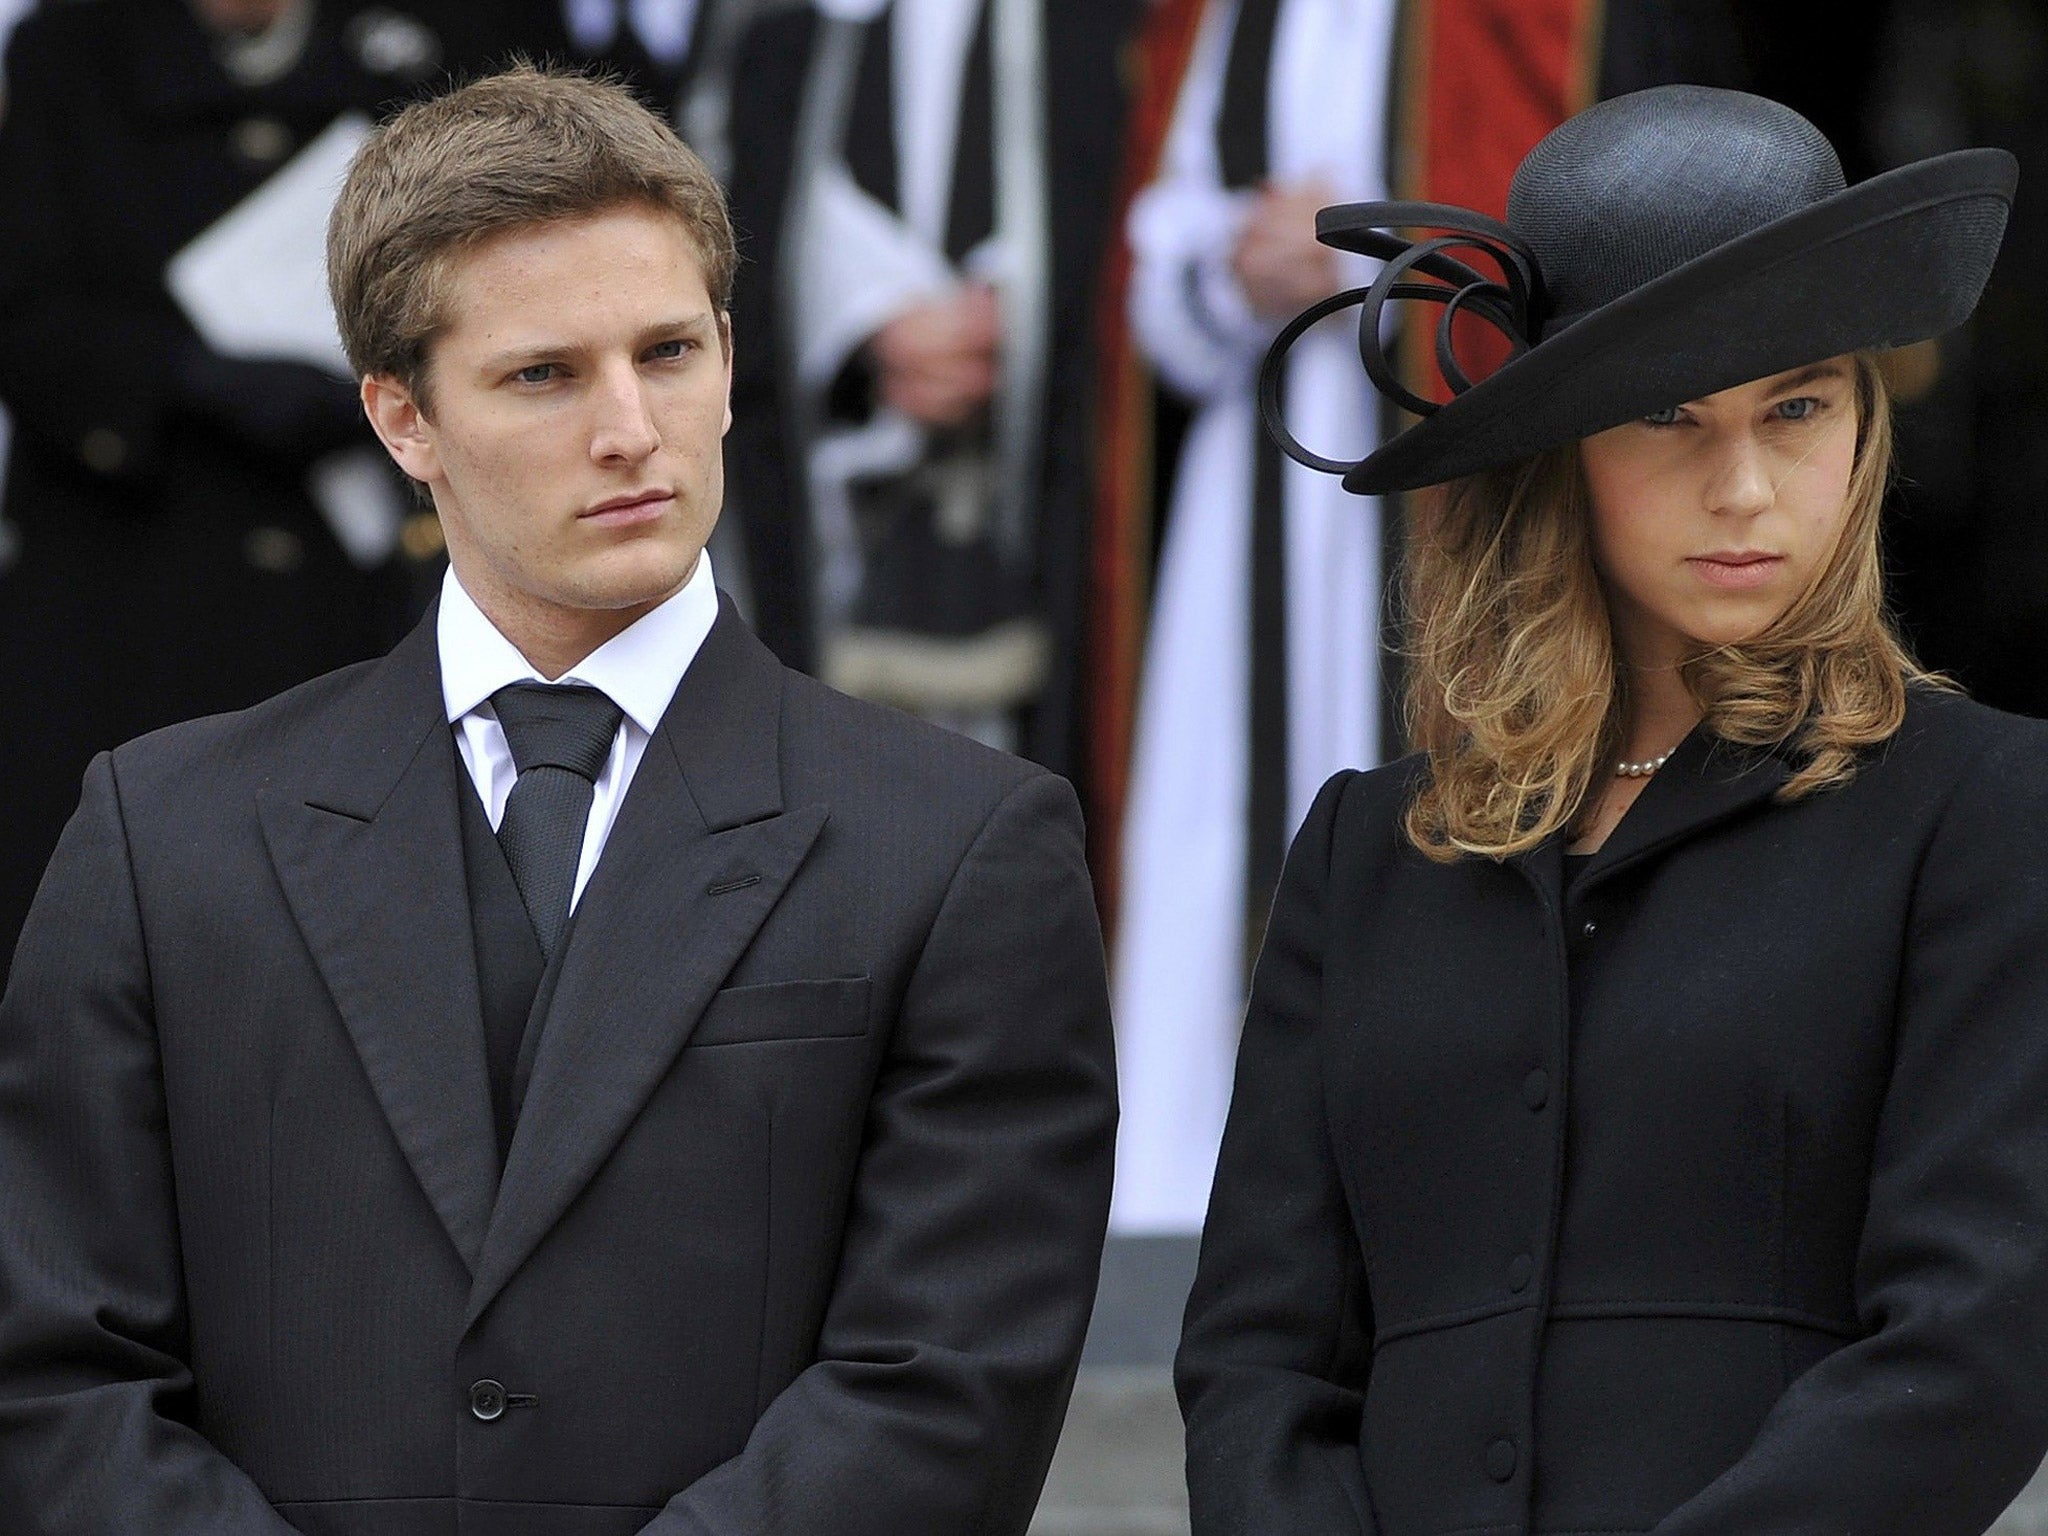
[689,975,871,1046]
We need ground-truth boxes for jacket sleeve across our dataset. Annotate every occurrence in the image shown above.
[0,755,302,1532]
[0,15,192,487]
[1654,719,2048,1536]
[1176,770,1378,1535]
[643,770,1118,1536]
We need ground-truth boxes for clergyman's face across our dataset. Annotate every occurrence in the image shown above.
[367,204,733,647]
[1578,356,1861,673]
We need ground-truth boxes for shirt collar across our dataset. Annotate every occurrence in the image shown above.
[436,551,719,736]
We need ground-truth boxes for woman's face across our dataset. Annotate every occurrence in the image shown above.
[1579,356,1862,673]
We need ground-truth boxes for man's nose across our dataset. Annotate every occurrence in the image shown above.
[589,366,661,464]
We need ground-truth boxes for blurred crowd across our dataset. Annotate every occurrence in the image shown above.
[1,0,2043,1231]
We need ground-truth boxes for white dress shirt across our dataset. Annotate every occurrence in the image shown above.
[437,553,719,909]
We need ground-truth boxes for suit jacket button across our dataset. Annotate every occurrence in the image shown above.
[1507,1253,1535,1292]
[1486,1438,1518,1482]
[1522,1068,1549,1110]
[469,1379,508,1421]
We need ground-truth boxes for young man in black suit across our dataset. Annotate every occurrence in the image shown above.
[0,66,1116,1535]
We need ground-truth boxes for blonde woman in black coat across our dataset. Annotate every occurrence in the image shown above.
[1177,86,2048,1536]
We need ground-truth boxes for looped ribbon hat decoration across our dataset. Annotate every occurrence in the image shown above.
[1261,84,2018,497]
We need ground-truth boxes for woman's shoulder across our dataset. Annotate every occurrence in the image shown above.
[1891,683,2048,778]
[1287,755,1438,885]
[1310,754,1431,830]
[1877,684,2048,833]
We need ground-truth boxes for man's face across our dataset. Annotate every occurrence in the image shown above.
[367,205,733,649]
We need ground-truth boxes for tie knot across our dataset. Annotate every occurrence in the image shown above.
[489,683,622,783]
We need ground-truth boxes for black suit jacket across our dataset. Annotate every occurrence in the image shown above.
[1179,687,2048,1535]
[0,597,1117,1535]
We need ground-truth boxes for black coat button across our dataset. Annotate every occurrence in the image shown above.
[1486,1438,1518,1482]
[1507,1253,1535,1292]
[1522,1068,1549,1110]
[469,1379,508,1421]
[1581,919,1598,938]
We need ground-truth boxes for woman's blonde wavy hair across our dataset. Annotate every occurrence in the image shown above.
[1401,351,1935,862]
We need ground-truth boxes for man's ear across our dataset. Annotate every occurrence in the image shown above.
[361,373,441,485]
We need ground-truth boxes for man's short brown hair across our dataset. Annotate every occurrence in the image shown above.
[327,64,737,406]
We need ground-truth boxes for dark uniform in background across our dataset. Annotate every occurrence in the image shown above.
[1860,0,2048,719]
[0,0,532,983]
[488,0,758,154]
[721,0,1139,777]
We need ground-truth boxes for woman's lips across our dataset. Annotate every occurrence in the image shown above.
[1686,552,1784,591]
[580,491,674,527]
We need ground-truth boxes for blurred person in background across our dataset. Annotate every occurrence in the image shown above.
[1110,0,1401,1236]
[720,0,1138,767]
[0,0,537,985]
[1856,0,2048,720]
[491,0,759,141]
[0,0,36,585]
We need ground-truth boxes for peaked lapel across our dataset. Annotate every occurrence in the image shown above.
[257,608,500,1273]
[1576,726,1794,894]
[467,601,828,1326]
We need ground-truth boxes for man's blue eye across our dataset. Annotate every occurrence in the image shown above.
[650,339,689,360]
[517,364,556,384]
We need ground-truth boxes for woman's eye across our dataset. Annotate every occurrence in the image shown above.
[1775,396,1821,421]
[1642,405,1683,426]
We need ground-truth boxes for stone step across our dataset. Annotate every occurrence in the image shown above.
[1031,1371,1187,1536]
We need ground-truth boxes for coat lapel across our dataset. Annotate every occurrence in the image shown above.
[1576,727,1794,893]
[257,610,500,1273]
[466,602,827,1327]
[1510,831,1567,922]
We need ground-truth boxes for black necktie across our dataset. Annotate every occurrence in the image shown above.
[489,682,623,960]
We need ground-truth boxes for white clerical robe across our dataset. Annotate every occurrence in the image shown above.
[1113,0,1396,1234]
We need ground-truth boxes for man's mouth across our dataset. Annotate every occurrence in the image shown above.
[580,490,675,524]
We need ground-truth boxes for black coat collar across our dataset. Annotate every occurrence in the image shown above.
[1513,724,1795,908]
[1579,726,1794,884]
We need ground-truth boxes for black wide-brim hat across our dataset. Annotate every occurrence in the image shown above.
[1261,85,2018,496]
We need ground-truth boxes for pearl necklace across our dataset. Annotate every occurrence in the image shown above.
[1615,750,1674,779]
